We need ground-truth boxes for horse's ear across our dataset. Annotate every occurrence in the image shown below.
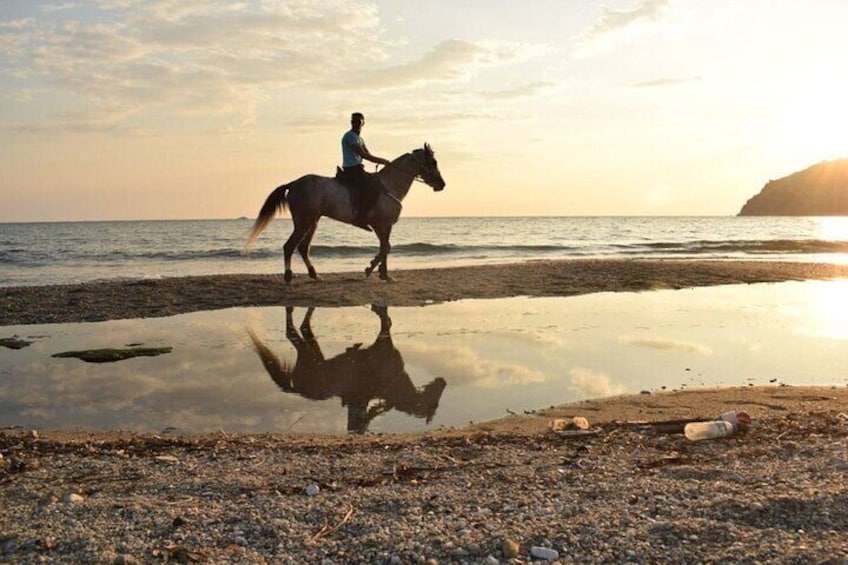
[424,142,432,154]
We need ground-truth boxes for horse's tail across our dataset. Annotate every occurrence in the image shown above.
[247,327,295,392]
[245,183,290,250]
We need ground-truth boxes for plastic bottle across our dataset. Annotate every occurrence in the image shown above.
[684,420,736,441]
[720,410,752,427]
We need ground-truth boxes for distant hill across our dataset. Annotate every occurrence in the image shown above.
[739,158,848,216]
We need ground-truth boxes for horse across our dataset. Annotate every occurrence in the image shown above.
[245,144,445,282]
[247,305,447,433]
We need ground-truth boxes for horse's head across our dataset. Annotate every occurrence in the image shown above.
[412,143,446,192]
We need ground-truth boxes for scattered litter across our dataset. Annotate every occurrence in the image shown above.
[549,416,590,432]
[684,410,751,441]
[154,455,179,464]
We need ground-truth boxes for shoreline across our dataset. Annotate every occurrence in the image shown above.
[4,258,848,325]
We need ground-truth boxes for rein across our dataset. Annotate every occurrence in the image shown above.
[376,154,429,209]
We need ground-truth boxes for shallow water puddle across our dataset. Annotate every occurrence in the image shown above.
[1,280,847,434]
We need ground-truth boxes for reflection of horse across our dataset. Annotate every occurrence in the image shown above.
[248,305,446,434]
[245,144,445,282]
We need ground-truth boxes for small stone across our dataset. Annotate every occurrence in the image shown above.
[530,546,559,560]
[484,556,500,565]
[114,555,140,565]
[64,493,84,503]
[502,538,520,558]
[305,484,320,496]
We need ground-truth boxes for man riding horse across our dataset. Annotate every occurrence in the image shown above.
[339,112,390,231]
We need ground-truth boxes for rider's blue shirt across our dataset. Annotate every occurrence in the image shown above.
[341,130,364,168]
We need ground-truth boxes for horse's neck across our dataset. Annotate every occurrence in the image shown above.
[378,154,416,201]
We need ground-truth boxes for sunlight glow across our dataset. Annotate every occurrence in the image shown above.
[779,74,848,164]
[816,217,848,241]
[797,280,848,340]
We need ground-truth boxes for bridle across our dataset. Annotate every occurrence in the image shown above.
[379,152,435,186]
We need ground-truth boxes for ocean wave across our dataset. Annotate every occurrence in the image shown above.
[637,239,848,255]
[3,238,848,268]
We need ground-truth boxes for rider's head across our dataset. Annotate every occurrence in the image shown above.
[351,112,364,132]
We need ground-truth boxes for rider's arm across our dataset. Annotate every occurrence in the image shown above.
[354,142,390,166]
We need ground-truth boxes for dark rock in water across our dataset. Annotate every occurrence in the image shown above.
[52,347,173,363]
[739,158,848,215]
[0,337,32,350]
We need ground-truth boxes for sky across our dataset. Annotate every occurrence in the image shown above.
[2,0,848,222]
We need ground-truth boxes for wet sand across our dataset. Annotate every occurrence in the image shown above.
[4,258,848,325]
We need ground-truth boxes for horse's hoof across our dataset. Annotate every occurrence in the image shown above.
[379,274,395,282]
[284,270,293,283]
[307,267,320,280]
[364,267,373,278]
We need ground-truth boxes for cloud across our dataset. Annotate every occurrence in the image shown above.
[0,1,388,133]
[568,366,625,397]
[620,336,712,355]
[326,39,544,91]
[480,81,558,100]
[402,342,548,388]
[573,0,670,57]
[41,3,76,13]
[588,0,669,37]
[632,76,701,88]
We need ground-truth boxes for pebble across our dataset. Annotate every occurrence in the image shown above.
[2,411,846,563]
[530,546,560,560]
[502,538,520,558]
[64,493,84,503]
[306,484,320,496]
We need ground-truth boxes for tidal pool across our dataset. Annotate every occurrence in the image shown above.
[2,280,847,435]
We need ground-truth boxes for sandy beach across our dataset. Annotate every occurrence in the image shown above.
[2,387,847,563]
[2,259,848,563]
[4,258,848,325]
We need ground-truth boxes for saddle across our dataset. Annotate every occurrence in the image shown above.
[335,166,355,189]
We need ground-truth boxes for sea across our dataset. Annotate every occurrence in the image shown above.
[2,216,848,287]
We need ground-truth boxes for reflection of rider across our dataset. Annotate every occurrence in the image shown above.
[341,112,390,231]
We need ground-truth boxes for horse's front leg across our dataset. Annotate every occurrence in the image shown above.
[377,227,393,281]
[365,251,381,278]
[364,225,393,280]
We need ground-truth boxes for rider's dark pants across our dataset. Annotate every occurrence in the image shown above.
[342,164,382,216]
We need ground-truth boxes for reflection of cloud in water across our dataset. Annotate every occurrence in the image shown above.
[568,366,625,397]
[2,343,306,431]
[620,337,712,355]
[402,342,546,388]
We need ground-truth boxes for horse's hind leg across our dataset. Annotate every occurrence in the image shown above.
[283,221,312,283]
[297,220,320,280]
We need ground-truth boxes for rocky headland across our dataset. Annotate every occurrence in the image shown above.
[740,158,848,215]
